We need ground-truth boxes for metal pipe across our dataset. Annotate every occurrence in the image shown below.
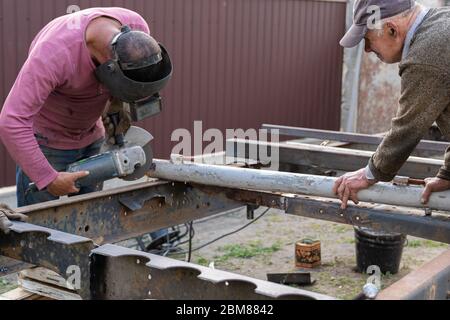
[148,159,450,213]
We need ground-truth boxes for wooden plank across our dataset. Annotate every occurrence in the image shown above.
[0,288,35,300]
[18,278,81,301]
[17,268,81,300]
[20,268,68,288]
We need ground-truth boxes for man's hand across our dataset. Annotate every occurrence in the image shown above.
[0,203,28,234]
[333,168,376,209]
[47,171,90,197]
[102,99,131,145]
[421,177,450,205]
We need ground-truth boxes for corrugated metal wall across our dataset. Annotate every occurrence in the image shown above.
[0,0,346,187]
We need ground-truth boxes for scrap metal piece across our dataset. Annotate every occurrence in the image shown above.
[393,176,425,187]
[0,222,95,299]
[267,273,315,286]
[91,244,335,300]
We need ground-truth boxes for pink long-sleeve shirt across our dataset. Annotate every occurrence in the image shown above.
[0,7,150,190]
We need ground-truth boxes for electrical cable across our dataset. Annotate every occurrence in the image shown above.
[172,208,271,257]
[187,221,194,262]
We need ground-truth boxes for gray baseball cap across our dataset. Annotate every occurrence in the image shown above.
[340,0,416,48]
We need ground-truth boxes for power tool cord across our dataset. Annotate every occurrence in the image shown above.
[157,208,271,259]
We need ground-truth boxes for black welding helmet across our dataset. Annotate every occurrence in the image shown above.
[95,25,173,121]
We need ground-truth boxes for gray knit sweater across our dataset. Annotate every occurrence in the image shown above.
[369,7,450,181]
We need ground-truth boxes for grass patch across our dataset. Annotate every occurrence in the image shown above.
[0,278,17,295]
[268,215,283,223]
[214,241,282,263]
[337,237,356,245]
[334,225,352,234]
[196,256,209,267]
[407,239,448,248]
[311,272,367,300]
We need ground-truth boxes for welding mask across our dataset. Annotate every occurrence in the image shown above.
[95,25,173,122]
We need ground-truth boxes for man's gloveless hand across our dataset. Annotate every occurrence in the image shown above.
[421,177,450,204]
[47,171,90,197]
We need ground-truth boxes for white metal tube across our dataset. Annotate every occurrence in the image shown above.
[148,159,450,213]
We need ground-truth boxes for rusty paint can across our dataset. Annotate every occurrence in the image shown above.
[296,239,321,269]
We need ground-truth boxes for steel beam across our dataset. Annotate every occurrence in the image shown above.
[262,124,450,153]
[0,222,94,299]
[0,223,334,300]
[377,249,450,300]
[90,244,335,300]
[148,159,450,212]
[1,181,243,277]
[15,181,243,244]
[215,188,450,244]
[284,196,450,244]
[227,139,442,180]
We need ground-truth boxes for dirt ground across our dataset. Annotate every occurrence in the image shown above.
[1,206,448,299]
[165,207,449,300]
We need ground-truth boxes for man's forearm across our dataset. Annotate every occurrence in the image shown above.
[0,115,58,190]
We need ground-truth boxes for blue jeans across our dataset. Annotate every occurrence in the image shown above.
[16,138,167,240]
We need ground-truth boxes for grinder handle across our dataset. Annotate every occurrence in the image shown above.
[109,112,125,147]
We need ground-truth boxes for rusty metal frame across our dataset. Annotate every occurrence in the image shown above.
[0,181,449,299]
[0,222,94,299]
[0,180,244,277]
[226,138,443,179]
[1,135,449,300]
[218,187,450,244]
[0,222,335,300]
[262,124,449,153]
[90,244,334,300]
[18,180,243,244]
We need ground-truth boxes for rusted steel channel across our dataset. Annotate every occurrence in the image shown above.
[0,221,334,300]
[1,180,449,280]
[16,180,243,244]
[207,186,450,244]
[0,179,449,299]
[0,180,244,277]
[90,244,334,300]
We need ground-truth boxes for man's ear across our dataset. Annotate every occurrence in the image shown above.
[385,22,398,37]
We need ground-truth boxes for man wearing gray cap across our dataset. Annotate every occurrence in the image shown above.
[333,0,450,208]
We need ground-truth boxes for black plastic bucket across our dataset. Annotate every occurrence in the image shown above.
[354,227,406,275]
